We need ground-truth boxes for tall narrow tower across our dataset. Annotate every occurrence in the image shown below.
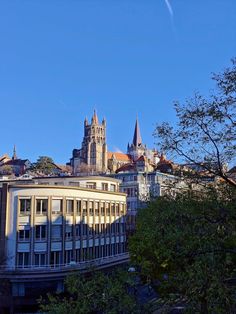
[72,111,107,173]
[12,145,17,160]
[127,118,146,160]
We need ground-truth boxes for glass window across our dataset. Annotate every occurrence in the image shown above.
[116,204,120,216]
[111,204,115,216]
[35,225,47,240]
[19,199,31,214]
[36,199,48,215]
[18,227,30,241]
[83,201,87,216]
[120,204,125,215]
[65,225,73,240]
[110,184,116,192]
[76,200,81,215]
[89,201,94,216]
[88,224,93,236]
[66,200,74,214]
[101,223,105,234]
[52,199,62,214]
[95,202,99,216]
[50,251,61,267]
[106,203,110,216]
[34,253,46,267]
[102,183,108,191]
[95,224,99,235]
[17,252,29,268]
[86,182,96,189]
[101,202,105,216]
[65,250,73,264]
[75,224,81,237]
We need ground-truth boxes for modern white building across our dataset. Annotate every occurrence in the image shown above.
[0,176,128,312]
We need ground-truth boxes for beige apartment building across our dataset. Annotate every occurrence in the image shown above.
[0,176,127,312]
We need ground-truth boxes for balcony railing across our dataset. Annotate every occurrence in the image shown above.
[0,253,129,273]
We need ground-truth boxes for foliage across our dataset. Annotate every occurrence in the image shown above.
[154,59,236,187]
[0,165,14,175]
[129,186,236,313]
[39,269,146,314]
[31,156,55,175]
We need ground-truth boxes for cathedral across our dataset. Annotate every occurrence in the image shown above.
[70,111,159,175]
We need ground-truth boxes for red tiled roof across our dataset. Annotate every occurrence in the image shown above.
[107,152,132,162]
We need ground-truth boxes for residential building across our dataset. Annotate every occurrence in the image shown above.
[0,146,31,176]
[0,176,127,312]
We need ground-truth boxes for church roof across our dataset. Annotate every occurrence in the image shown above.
[132,118,142,147]
[107,152,132,162]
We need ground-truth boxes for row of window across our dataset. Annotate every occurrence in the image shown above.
[123,187,138,197]
[17,243,126,267]
[18,223,126,241]
[20,199,124,216]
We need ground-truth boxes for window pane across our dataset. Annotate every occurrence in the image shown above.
[66,200,73,214]
[42,200,48,213]
[52,199,62,214]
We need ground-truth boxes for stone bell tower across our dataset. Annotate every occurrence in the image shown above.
[71,111,107,174]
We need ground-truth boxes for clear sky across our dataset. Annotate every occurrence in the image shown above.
[0,0,236,164]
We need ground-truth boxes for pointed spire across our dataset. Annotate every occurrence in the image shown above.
[84,117,88,126]
[91,110,99,124]
[132,118,142,147]
[12,144,17,160]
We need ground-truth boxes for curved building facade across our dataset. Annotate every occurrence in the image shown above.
[0,176,128,312]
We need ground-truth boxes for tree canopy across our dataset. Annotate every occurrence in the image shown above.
[154,59,236,187]
[131,60,236,313]
[32,156,55,175]
[129,184,236,313]
[39,269,147,314]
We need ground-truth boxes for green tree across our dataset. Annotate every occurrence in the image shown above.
[0,165,14,175]
[129,186,236,313]
[39,269,146,314]
[32,156,55,175]
[154,59,236,187]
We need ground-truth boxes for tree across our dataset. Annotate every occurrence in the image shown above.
[0,165,13,175]
[32,156,55,175]
[133,60,236,312]
[129,185,236,313]
[39,269,147,314]
[154,59,236,187]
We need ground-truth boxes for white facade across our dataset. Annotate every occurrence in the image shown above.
[0,176,128,300]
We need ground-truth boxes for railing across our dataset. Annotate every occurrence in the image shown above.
[68,182,118,193]
[0,253,129,273]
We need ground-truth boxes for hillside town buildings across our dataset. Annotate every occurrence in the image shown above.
[1,110,233,312]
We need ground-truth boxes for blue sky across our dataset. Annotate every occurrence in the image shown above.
[0,0,236,164]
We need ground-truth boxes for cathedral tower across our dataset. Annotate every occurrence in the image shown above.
[71,111,107,174]
[127,118,146,160]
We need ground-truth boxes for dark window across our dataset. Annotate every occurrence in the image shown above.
[66,200,74,214]
[76,200,81,215]
[20,199,31,214]
[35,225,46,240]
[36,199,48,215]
